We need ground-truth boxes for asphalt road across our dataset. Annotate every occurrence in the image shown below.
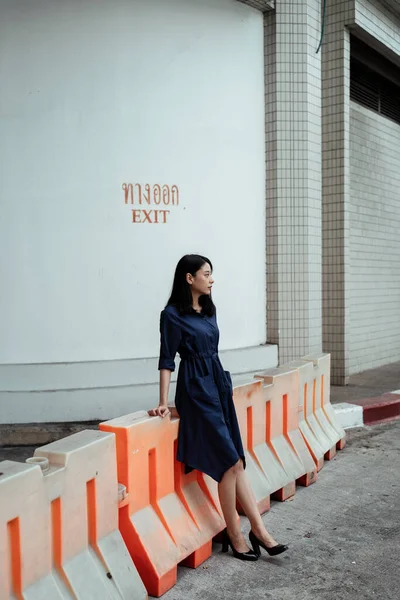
[1,422,399,600]
[162,421,400,600]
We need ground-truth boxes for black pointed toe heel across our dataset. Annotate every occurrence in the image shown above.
[221,529,258,562]
[249,531,288,557]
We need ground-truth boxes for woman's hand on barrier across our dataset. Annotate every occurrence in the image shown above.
[147,405,171,418]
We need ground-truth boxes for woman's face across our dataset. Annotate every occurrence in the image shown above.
[188,263,214,296]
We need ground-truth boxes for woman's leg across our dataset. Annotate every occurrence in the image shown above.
[218,460,251,552]
[235,464,279,548]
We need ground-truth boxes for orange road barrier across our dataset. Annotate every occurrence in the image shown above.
[254,366,318,488]
[0,430,147,600]
[283,360,326,471]
[100,411,225,598]
[302,354,346,451]
[233,378,296,509]
[233,380,272,515]
[292,359,337,461]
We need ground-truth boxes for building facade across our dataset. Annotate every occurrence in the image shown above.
[1,0,399,424]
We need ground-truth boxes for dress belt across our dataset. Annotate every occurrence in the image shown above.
[180,351,218,361]
[180,352,217,378]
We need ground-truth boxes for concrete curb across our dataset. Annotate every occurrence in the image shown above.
[332,392,400,429]
[332,403,364,430]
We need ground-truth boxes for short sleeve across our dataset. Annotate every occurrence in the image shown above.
[158,308,182,371]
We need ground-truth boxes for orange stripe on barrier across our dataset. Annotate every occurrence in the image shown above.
[100,411,224,598]
[50,495,73,595]
[8,517,22,598]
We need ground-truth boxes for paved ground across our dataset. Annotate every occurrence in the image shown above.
[1,422,399,599]
[160,421,400,600]
[331,362,400,404]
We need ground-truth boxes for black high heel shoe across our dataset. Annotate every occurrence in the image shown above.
[249,530,288,557]
[221,529,258,561]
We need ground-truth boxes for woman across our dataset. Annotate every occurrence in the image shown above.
[148,254,288,561]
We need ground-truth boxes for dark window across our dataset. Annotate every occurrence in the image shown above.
[350,38,400,126]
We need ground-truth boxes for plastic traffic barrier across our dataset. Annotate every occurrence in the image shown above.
[0,430,147,600]
[288,358,336,462]
[254,366,318,487]
[100,411,225,598]
[282,360,326,471]
[233,380,272,515]
[302,354,346,451]
[233,379,296,508]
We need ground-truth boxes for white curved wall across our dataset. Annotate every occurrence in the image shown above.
[0,0,266,367]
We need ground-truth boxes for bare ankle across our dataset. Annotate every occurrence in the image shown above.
[226,526,241,539]
[251,526,277,547]
[251,524,265,537]
[226,528,249,552]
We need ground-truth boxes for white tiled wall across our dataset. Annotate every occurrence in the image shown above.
[349,103,400,373]
[322,0,400,383]
[265,0,323,364]
[354,0,400,57]
[322,0,353,384]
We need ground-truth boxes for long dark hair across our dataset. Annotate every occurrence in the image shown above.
[167,254,216,316]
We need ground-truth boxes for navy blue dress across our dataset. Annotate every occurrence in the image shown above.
[158,304,245,483]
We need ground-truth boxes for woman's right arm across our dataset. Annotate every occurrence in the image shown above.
[148,369,171,418]
[148,308,182,418]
